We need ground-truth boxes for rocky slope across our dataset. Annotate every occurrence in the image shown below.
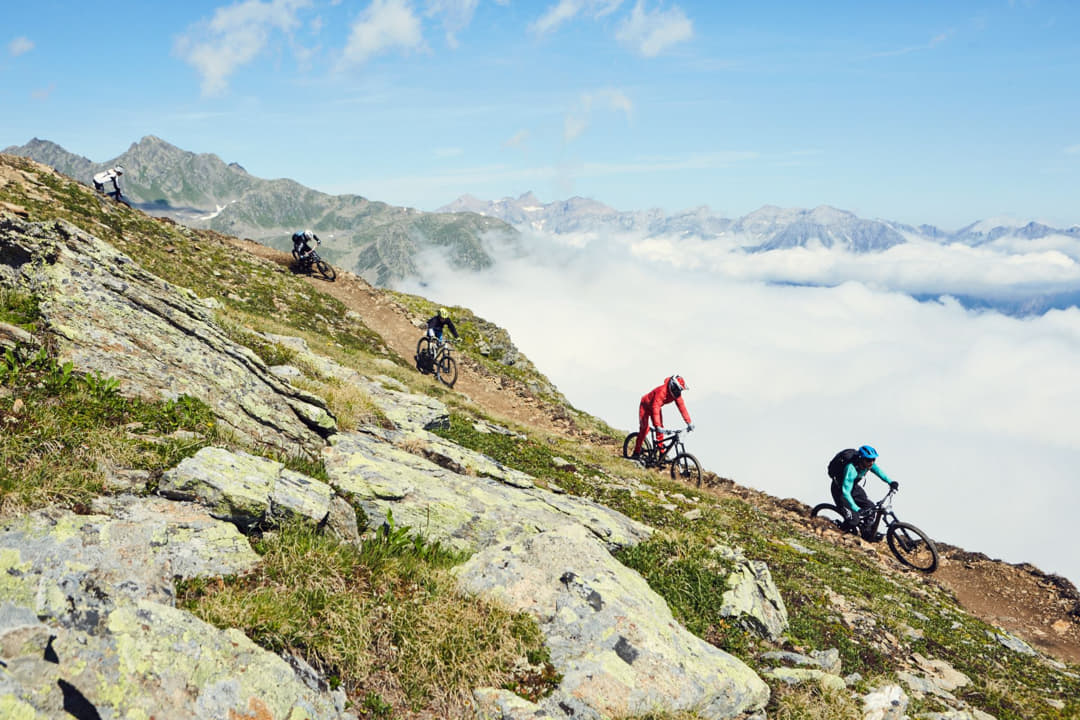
[1,154,1078,720]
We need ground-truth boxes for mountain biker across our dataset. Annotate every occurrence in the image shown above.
[827,445,899,540]
[292,230,320,263]
[426,307,459,345]
[630,374,693,461]
[92,166,125,201]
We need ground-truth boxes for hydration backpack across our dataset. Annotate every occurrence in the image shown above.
[827,448,860,482]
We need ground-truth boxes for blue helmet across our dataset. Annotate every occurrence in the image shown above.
[857,445,878,461]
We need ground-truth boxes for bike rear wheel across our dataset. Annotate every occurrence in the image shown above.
[810,503,846,529]
[670,452,702,485]
[886,521,939,573]
[314,259,336,281]
[622,431,653,459]
[415,337,435,374]
[436,355,457,387]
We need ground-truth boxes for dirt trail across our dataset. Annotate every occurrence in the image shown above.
[230,236,1080,667]
[226,238,580,440]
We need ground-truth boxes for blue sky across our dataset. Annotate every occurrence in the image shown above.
[3,0,1079,228]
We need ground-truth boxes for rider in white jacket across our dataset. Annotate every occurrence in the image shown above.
[92,166,124,200]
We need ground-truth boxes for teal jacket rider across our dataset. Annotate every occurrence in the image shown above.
[839,461,894,513]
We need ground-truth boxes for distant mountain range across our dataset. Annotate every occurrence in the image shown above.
[438,192,1080,252]
[7,137,1079,314]
[3,136,517,285]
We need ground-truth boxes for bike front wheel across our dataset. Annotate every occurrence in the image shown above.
[670,452,702,485]
[314,259,336,281]
[886,522,939,573]
[436,355,457,387]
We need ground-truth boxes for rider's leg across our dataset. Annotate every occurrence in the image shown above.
[653,408,666,452]
[848,485,876,537]
[632,401,649,455]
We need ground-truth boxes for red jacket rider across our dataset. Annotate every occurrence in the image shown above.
[632,375,692,456]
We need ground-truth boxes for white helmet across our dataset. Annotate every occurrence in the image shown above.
[113,165,124,175]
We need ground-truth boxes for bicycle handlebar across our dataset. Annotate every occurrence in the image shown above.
[650,427,688,436]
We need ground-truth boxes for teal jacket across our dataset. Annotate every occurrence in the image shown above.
[839,462,894,513]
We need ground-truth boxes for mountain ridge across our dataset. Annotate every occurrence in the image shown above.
[3,135,519,286]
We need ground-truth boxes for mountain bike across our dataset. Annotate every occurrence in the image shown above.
[810,488,939,572]
[293,243,336,281]
[621,427,702,485]
[415,335,457,388]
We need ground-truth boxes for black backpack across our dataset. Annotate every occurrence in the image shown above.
[827,448,860,482]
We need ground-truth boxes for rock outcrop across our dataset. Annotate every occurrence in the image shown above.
[0,215,335,456]
[0,497,353,719]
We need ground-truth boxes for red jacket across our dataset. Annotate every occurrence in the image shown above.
[640,378,691,427]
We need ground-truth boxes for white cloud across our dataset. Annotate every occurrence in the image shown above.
[398,229,1080,587]
[8,36,34,57]
[564,88,633,142]
[615,1,692,57]
[341,0,426,66]
[174,0,311,96]
[530,0,625,35]
[1065,144,1080,155]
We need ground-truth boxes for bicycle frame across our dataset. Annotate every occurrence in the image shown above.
[645,428,684,466]
[870,489,900,528]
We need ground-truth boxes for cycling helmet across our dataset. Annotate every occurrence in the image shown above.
[113,165,124,175]
[438,307,449,319]
[857,445,878,461]
[667,374,687,398]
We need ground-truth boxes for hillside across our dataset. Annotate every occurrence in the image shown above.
[3,136,519,286]
[1,153,1078,720]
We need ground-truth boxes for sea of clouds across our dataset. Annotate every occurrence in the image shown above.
[398,228,1080,586]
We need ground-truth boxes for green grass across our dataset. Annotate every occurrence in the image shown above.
[617,533,750,655]
[177,520,557,718]
[0,342,219,514]
[0,288,41,331]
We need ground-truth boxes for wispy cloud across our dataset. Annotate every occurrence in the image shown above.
[174,0,311,96]
[31,84,55,101]
[341,0,426,67]
[8,36,34,57]
[564,88,633,142]
[615,1,693,57]
[426,0,479,48]
[434,146,464,158]
[870,31,949,58]
[530,0,624,35]
[502,129,530,149]
[1066,144,1080,155]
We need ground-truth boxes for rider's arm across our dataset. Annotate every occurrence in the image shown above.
[675,395,691,425]
[869,464,894,485]
[841,464,860,512]
[447,318,459,339]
